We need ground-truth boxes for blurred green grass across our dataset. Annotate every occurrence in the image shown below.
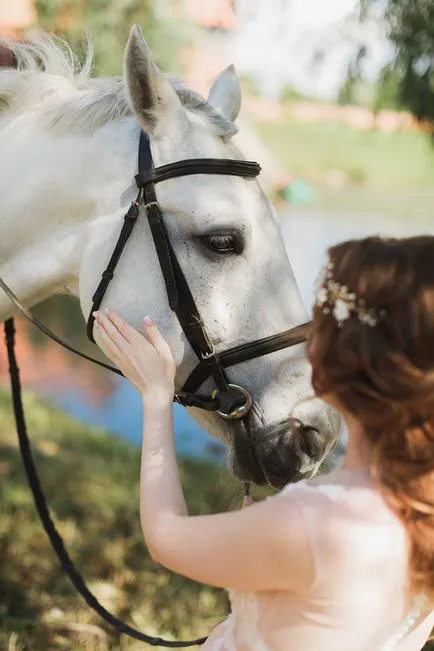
[0,387,270,650]
[254,116,434,220]
[1,387,432,650]
[255,117,433,188]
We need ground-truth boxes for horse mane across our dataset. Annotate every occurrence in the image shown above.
[0,33,236,137]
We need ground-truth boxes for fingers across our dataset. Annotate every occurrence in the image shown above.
[143,316,174,362]
[93,310,132,352]
[102,309,143,346]
[94,315,122,361]
[94,309,174,367]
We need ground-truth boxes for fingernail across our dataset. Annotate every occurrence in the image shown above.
[104,308,110,315]
[144,316,154,327]
[92,311,101,320]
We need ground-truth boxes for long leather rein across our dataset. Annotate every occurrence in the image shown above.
[0,129,311,647]
[1,131,310,417]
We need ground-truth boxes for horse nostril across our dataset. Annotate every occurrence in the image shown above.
[288,416,320,437]
[288,419,322,463]
[287,416,304,429]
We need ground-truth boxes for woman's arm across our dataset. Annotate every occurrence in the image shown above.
[94,310,314,594]
[139,401,188,533]
[93,310,188,522]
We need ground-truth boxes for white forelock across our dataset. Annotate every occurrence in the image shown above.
[0,33,236,137]
[0,29,339,478]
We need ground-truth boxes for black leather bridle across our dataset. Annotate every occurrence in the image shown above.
[86,131,310,419]
[0,129,311,647]
[0,132,309,417]
[0,129,312,459]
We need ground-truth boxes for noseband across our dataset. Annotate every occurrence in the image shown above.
[0,129,311,648]
[87,132,309,420]
[0,130,309,419]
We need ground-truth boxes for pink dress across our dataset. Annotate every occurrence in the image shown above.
[201,469,433,651]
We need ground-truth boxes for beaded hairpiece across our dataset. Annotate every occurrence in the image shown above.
[315,260,386,327]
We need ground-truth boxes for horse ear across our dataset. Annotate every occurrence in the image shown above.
[208,64,242,122]
[124,25,181,134]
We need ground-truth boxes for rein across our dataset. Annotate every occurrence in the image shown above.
[86,131,310,419]
[1,129,311,646]
[0,277,309,410]
[3,319,206,647]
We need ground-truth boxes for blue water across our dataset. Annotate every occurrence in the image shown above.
[24,209,430,460]
[52,375,225,459]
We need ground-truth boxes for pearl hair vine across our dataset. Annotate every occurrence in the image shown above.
[315,260,386,327]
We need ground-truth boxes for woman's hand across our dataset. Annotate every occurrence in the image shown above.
[93,310,176,408]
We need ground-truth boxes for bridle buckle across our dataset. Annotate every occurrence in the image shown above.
[211,384,253,420]
[83,129,309,422]
[200,346,216,360]
[144,200,159,210]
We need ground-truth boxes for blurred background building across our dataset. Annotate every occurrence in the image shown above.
[0,0,432,457]
[0,0,432,459]
[1,3,433,646]
[0,0,36,37]
[0,0,36,63]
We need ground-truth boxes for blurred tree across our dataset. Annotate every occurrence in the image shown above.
[35,0,186,75]
[373,63,401,113]
[338,45,367,105]
[359,0,434,135]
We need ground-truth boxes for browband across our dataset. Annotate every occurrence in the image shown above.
[135,159,261,188]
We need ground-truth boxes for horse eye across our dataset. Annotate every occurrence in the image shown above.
[204,234,241,254]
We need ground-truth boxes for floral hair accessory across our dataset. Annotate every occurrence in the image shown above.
[315,260,386,327]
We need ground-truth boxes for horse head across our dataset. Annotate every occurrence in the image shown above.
[0,27,340,488]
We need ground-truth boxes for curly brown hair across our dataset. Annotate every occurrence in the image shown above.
[308,236,434,604]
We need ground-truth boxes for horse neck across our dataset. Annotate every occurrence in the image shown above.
[0,117,140,321]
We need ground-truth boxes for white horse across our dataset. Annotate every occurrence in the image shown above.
[0,26,339,488]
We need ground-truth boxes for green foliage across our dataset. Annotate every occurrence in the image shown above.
[34,0,187,76]
[254,113,434,220]
[373,64,402,112]
[280,85,311,102]
[360,0,434,134]
[386,0,434,131]
[254,114,433,190]
[239,74,261,97]
[1,387,432,648]
[338,46,367,106]
[0,387,268,650]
